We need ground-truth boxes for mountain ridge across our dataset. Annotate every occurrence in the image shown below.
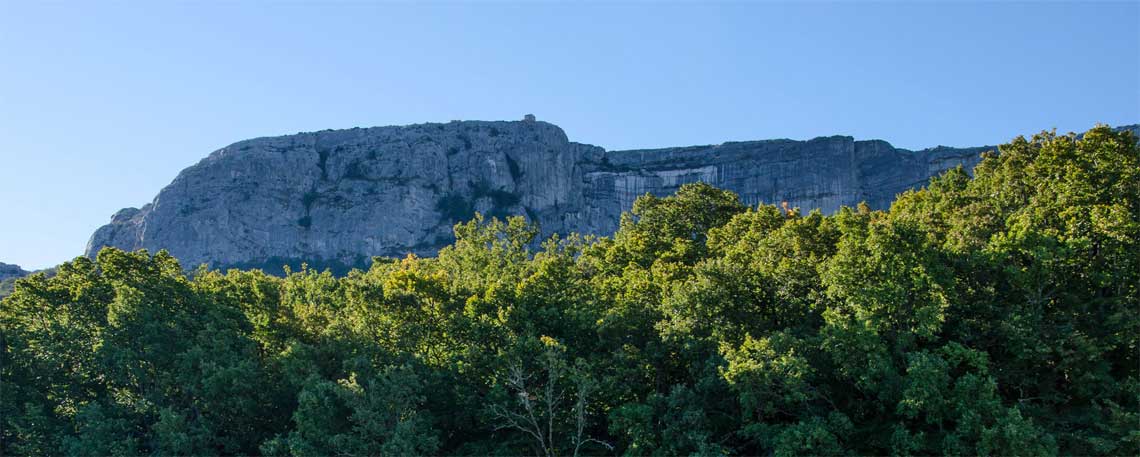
[0,262,29,281]
[85,119,1136,272]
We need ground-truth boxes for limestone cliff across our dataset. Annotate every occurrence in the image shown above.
[0,262,29,282]
[86,118,995,270]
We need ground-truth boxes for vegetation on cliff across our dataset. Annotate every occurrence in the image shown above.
[2,126,1137,456]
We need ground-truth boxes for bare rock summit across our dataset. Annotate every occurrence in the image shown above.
[87,118,994,271]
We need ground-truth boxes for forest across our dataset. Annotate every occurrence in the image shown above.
[1,125,1137,456]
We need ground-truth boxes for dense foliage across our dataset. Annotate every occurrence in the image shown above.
[0,278,15,299]
[2,126,1137,456]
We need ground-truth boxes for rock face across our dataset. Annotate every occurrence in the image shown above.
[0,262,29,282]
[87,118,998,270]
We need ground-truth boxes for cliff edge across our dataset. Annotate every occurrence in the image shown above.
[86,118,1002,270]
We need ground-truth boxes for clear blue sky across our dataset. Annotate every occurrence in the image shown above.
[1,1,1137,270]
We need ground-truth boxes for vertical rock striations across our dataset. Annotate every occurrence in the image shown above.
[86,119,995,270]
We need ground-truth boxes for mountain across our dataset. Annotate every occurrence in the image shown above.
[0,262,30,298]
[85,117,1036,271]
[0,262,29,282]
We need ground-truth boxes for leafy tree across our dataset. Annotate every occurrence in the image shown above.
[262,365,438,456]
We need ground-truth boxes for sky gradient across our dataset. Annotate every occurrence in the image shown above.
[1,1,1138,270]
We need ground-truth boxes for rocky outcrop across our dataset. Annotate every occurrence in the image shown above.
[86,118,1003,271]
[577,137,991,234]
[0,262,29,281]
